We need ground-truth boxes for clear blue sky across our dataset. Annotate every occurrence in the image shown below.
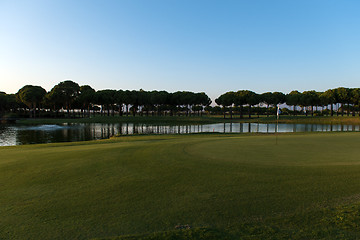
[1,0,360,100]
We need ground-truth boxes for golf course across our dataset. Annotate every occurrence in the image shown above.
[1,132,360,239]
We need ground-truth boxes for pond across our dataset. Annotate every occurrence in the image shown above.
[1,122,359,146]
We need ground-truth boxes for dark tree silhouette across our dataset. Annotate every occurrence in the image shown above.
[16,85,46,118]
[215,92,235,119]
[286,91,302,115]
[79,85,95,117]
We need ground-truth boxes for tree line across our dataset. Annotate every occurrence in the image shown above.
[215,88,360,118]
[1,81,359,119]
[0,80,211,118]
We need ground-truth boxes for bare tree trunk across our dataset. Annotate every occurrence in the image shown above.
[32,103,36,118]
[330,104,333,116]
[293,105,296,116]
[118,105,122,116]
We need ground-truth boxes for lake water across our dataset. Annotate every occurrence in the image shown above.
[1,122,359,146]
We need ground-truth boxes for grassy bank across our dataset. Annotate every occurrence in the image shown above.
[16,115,360,125]
[259,115,360,125]
[2,133,360,239]
[16,115,222,125]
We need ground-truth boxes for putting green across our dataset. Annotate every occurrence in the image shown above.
[1,133,360,239]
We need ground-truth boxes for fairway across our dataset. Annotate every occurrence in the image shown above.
[1,133,360,239]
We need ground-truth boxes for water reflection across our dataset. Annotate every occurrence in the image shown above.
[0,122,359,146]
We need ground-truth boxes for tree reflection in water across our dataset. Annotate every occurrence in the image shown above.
[0,123,359,146]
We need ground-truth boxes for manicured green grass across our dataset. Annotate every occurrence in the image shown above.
[261,115,360,125]
[17,114,360,125]
[17,115,222,125]
[2,133,360,239]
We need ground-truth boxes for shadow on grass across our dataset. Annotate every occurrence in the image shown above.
[95,202,360,240]
[95,227,232,240]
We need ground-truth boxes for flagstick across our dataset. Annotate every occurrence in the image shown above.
[276,104,279,145]
[275,116,279,145]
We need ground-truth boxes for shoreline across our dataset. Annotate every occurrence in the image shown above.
[13,115,360,125]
